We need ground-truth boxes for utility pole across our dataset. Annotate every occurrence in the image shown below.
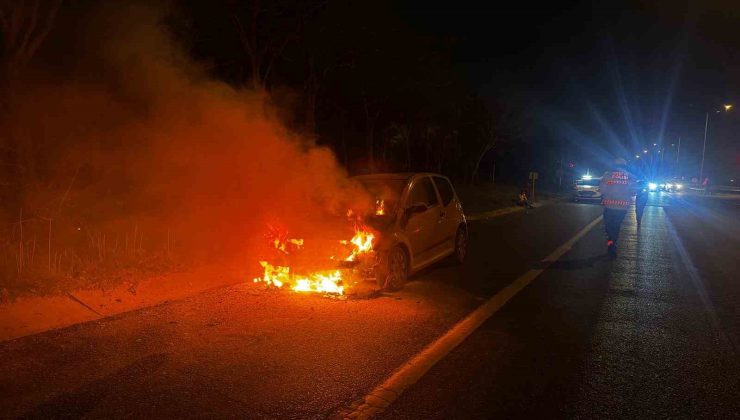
[558,157,563,188]
[699,104,733,183]
[676,136,681,177]
[700,112,709,183]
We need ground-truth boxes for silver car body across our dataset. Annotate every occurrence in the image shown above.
[354,173,467,275]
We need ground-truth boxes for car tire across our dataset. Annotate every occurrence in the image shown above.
[379,246,408,291]
[452,226,467,264]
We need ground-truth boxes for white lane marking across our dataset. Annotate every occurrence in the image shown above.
[343,214,604,419]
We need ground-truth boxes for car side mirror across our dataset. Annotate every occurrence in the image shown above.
[406,203,427,216]
[401,203,427,229]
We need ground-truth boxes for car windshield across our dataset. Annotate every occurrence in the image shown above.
[356,178,407,217]
[576,179,600,187]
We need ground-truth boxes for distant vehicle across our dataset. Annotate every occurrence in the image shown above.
[351,173,467,290]
[662,179,684,192]
[648,179,684,192]
[572,176,602,202]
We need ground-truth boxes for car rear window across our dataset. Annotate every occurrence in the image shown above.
[433,177,454,206]
[409,177,438,207]
[576,179,601,187]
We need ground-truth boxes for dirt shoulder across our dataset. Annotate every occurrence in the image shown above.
[0,265,244,341]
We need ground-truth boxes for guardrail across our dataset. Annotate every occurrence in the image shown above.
[688,185,740,194]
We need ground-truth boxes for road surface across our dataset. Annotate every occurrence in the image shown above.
[1,193,738,419]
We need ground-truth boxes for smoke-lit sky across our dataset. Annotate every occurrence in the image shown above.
[402,0,739,180]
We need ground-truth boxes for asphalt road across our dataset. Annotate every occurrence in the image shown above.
[381,192,740,419]
[1,194,738,419]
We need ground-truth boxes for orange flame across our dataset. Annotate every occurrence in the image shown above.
[254,261,345,295]
[254,260,289,288]
[252,224,375,296]
[293,270,344,294]
[344,229,375,261]
[269,226,304,255]
[375,199,385,216]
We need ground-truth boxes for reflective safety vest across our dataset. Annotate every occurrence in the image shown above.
[599,169,636,209]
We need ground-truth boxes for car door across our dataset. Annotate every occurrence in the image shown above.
[403,176,441,267]
[432,176,458,252]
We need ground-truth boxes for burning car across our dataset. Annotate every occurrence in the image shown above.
[253,173,467,295]
[351,173,468,290]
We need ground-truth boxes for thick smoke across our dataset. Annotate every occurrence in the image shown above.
[9,2,370,279]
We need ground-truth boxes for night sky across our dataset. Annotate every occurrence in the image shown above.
[401,0,739,181]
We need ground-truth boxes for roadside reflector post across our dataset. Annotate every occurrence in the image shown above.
[529,171,539,202]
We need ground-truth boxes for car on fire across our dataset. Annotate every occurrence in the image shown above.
[350,173,467,291]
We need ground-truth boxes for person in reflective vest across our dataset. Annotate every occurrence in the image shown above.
[599,158,637,257]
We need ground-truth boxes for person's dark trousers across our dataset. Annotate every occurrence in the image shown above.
[603,207,627,244]
[635,200,647,226]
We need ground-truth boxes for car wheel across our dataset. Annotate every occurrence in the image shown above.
[453,226,467,264]
[380,246,408,291]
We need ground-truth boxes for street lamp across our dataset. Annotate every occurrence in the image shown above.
[700,104,733,183]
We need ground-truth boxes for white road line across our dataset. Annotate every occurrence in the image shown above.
[343,214,604,419]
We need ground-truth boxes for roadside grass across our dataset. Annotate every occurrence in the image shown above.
[456,183,562,214]
[0,216,184,302]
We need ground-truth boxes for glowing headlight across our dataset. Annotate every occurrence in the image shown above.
[648,182,658,191]
[675,184,682,189]
[665,183,673,189]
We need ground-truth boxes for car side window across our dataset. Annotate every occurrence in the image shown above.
[433,177,454,206]
[408,177,439,208]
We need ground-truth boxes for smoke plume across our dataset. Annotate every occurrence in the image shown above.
[7,1,369,281]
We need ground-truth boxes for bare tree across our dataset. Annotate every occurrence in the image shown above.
[385,122,412,170]
[232,0,325,92]
[303,54,331,136]
[363,95,379,171]
[0,0,61,108]
[231,0,292,91]
[0,0,61,192]
[470,112,510,184]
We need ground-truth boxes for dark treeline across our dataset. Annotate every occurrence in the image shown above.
[173,0,530,183]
